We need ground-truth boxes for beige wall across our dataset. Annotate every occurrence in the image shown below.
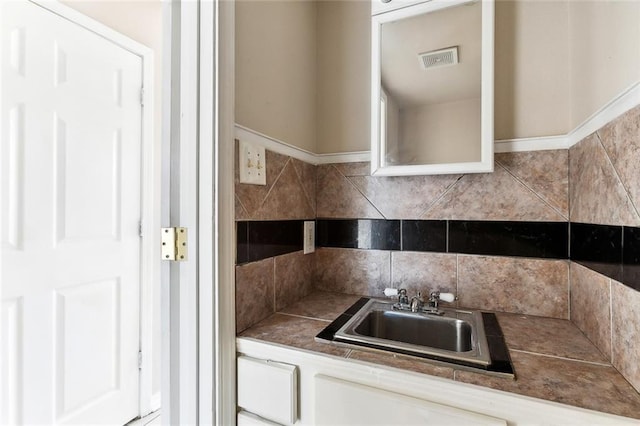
[60,0,164,397]
[235,0,317,152]
[398,98,481,165]
[569,1,640,129]
[236,0,640,154]
[316,0,371,154]
[494,0,571,140]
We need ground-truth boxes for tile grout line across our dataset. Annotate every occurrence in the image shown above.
[417,175,464,218]
[290,158,316,216]
[277,312,331,323]
[335,165,386,219]
[258,157,292,215]
[272,257,277,313]
[234,193,251,219]
[496,160,568,221]
[455,253,459,304]
[595,131,640,222]
[567,261,571,321]
[509,349,612,367]
[609,278,614,364]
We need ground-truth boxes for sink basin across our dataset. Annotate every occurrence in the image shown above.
[353,309,473,352]
[333,299,491,366]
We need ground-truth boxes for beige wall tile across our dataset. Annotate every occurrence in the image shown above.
[314,248,390,296]
[290,158,317,215]
[235,195,250,221]
[274,251,314,311]
[496,150,568,218]
[458,255,569,318]
[334,162,370,177]
[569,262,612,360]
[349,174,461,219]
[391,252,457,303]
[598,105,640,217]
[569,133,640,226]
[611,280,640,393]
[422,165,566,221]
[316,165,383,219]
[235,258,275,333]
[254,160,315,220]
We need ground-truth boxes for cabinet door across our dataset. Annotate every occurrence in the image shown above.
[315,375,507,426]
[237,356,298,425]
[238,411,282,426]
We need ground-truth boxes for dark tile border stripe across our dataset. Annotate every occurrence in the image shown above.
[450,221,568,259]
[570,222,623,282]
[401,220,447,252]
[236,219,640,292]
[623,227,640,292]
[317,219,400,250]
[236,220,305,264]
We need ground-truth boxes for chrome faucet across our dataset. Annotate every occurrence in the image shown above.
[428,291,442,310]
[384,288,455,314]
[397,288,409,306]
[425,291,457,314]
[410,292,424,312]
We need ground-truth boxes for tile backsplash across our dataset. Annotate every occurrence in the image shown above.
[316,150,568,221]
[568,105,640,393]
[235,106,640,392]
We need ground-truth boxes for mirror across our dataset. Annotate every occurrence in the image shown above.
[371,0,494,176]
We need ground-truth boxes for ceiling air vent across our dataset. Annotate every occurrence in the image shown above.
[418,46,459,70]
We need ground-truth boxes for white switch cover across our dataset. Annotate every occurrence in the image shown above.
[239,140,266,185]
[304,221,315,254]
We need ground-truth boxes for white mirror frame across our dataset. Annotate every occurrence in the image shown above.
[371,0,494,176]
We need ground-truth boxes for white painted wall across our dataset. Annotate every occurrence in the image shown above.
[236,0,640,154]
[316,0,372,154]
[494,0,571,140]
[235,0,317,153]
[398,98,481,165]
[568,0,640,129]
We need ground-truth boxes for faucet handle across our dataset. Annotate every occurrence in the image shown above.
[384,288,409,305]
[383,288,399,297]
[439,292,456,303]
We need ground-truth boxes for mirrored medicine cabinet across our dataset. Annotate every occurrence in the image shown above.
[371,0,494,176]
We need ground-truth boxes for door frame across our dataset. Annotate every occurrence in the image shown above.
[164,0,236,424]
[28,0,160,418]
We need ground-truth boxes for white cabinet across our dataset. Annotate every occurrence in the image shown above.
[237,356,298,425]
[237,338,639,426]
[314,374,506,425]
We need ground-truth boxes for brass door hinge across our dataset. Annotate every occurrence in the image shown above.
[161,227,188,261]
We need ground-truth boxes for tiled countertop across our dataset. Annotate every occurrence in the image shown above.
[239,291,640,420]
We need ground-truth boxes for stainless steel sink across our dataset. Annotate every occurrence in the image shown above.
[333,299,491,366]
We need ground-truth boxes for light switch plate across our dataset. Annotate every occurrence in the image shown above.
[239,140,266,185]
[303,221,315,254]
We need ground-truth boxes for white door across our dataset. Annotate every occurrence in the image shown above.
[1,1,143,424]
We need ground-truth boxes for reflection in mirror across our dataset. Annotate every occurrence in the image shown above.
[372,0,493,176]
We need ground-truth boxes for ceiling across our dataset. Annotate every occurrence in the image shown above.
[380,1,482,109]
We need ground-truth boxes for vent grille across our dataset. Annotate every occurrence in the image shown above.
[418,46,459,70]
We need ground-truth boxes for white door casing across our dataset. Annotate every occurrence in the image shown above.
[1,1,153,424]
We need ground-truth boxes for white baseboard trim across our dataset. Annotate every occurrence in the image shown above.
[568,81,640,148]
[494,135,568,153]
[235,82,639,164]
[234,125,370,165]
